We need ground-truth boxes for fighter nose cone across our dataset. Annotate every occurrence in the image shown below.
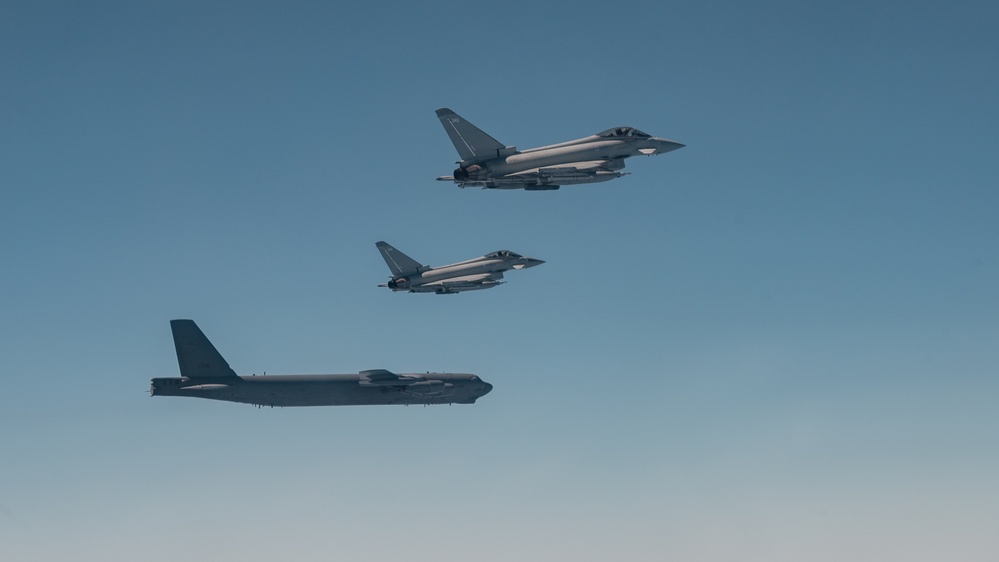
[654,138,685,154]
[512,258,544,270]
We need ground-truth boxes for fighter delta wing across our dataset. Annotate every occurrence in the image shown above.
[151,320,492,407]
[435,108,683,190]
[376,242,543,294]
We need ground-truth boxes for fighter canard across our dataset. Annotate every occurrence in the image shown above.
[376,240,543,294]
[435,107,684,190]
[150,320,492,407]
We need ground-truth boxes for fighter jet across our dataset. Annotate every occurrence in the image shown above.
[150,319,493,407]
[376,240,544,294]
[435,107,684,190]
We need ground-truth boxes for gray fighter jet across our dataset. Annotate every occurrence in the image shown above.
[376,241,544,294]
[435,107,684,190]
[150,320,492,407]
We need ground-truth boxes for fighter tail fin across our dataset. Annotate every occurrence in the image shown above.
[376,241,425,277]
[435,108,506,162]
[170,319,239,378]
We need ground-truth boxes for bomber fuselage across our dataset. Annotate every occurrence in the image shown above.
[150,372,492,407]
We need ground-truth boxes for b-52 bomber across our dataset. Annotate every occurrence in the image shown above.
[150,319,492,407]
[435,107,684,190]
[377,240,543,294]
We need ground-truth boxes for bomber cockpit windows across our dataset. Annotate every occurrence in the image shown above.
[598,127,651,139]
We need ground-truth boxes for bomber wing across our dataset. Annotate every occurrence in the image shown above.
[358,369,420,386]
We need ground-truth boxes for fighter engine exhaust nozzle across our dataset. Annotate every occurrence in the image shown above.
[387,278,409,290]
[454,164,486,182]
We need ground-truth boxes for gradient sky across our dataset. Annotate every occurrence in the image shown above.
[2,2,997,560]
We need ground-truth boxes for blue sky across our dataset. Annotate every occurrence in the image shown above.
[2,1,997,560]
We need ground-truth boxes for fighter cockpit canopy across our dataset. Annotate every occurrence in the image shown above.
[485,250,522,259]
[597,127,651,139]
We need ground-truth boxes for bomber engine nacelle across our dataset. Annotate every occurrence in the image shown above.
[405,380,454,396]
[453,164,488,182]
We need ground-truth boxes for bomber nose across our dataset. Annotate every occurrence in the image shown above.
[482,382,493,395]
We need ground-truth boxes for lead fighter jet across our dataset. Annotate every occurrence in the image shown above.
[151,319,492,407]
[435,107,684,190]
[376,241,544,294]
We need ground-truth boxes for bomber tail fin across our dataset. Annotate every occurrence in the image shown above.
[170,319,239,378]
[376,241,426,277]
[436,108,507,162]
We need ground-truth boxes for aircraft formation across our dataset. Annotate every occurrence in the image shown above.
[152,109,683,407]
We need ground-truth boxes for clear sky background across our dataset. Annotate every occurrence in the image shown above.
[2,1,997,560]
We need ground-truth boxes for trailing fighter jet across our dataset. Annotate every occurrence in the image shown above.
[435,107,684,190]
[150,319,492,407]
[376,240,544,294]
